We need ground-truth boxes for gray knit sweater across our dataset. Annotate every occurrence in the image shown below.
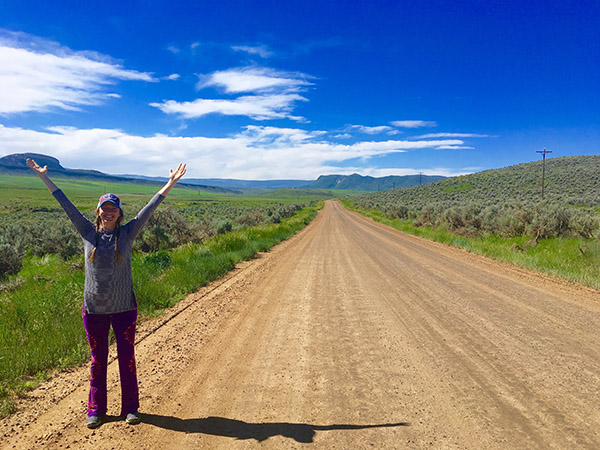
[53,189,164,314]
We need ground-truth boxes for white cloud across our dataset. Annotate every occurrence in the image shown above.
[348,125,396,135]
[416,132,489,139]
[0,124,466,180]
[0,30,156,115]
[354,167,474,177]
[164,73,180,81]
[153,66,314,122]
[166,45,180,54]
[150,93,308,121]
[347,139,463,152]
[435,145,475,150]
[231,45,273,58]
[391,120,438,128]
[240,125,326,145]
[197,67,313,94]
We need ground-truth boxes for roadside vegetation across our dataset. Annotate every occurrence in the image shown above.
[343,155,600,289]
[0,175,323,417]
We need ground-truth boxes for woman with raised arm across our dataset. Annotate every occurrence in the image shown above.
[26,158,186,429]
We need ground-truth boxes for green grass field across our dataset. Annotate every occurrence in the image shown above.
[1,175,295,212]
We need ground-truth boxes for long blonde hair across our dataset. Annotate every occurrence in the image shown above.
[88,214,124,263]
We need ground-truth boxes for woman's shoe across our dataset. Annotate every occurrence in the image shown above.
[125,411,141,424]
[85,415,102,429]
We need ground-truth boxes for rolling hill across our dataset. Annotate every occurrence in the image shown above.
[352,155,600,210]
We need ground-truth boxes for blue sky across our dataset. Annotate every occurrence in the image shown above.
[1,0,598,180]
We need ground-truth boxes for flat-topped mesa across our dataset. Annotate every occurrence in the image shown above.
[0,153,64,170]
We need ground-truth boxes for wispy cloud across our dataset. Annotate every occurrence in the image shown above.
[197,67,313,94]
[391,120,438,128]
[347,124,398,135]
[0,29,156,115]
[153,66,314,121]
[241,125,326,145]
[360,167,474,177]
[232,45,273,58]
[435,145,475,150]
[416,132,489,139]
[0,124,466,179]
[150,93,308,121]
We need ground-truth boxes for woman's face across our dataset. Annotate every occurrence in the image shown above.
[98,202,122,230]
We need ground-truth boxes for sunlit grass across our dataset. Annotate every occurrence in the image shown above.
[1,175,328,214]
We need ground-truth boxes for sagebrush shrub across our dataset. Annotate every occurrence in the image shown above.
[414,206,435,227]
[528,203,571,239]
[237,210,265,227]
[385,205,409,219]
[569,211,599,239]
[135,207,198,252]
[213,219,233,235]
[0,243,22,277]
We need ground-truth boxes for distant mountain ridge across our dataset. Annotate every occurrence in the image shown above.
[116,174,313,190]
[310,173,446,191]
[1,153,446,192]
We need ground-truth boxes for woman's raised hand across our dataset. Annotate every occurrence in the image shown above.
[26,158,48,176]
[169,163,187,183]
[158,163,187,197]
[26,158,59,192]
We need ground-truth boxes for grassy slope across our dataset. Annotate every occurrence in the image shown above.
[352,155,600,210]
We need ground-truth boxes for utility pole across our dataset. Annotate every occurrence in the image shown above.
[536,147,552,200]
[419,172,423,186]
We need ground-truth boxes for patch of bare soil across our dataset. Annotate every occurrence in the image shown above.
[2,200,600,449]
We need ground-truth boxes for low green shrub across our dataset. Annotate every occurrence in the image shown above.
[143,250,171,270]
[0,242,23,277]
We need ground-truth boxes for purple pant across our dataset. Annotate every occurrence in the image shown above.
[82,308,139,417]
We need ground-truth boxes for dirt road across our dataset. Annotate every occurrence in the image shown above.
[2,200,600,449]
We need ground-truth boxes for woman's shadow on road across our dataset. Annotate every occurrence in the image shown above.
[141,414,409,443]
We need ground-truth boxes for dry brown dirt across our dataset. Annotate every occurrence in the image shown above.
[2,200,600,449]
